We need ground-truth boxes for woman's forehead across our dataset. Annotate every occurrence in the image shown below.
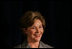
[32,19,42,26]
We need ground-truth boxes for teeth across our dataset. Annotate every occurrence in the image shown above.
[35,33,39,35]
[35,34,40,37]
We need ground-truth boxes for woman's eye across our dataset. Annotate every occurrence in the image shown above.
[39,26,43,28]
[32,27,36,29]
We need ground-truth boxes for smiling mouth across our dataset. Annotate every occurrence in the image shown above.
[36,35,40,37]
[34,34,41,37]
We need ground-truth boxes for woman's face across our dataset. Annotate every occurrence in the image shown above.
[24,19,44,42]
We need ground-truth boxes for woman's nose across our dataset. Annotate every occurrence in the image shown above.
[36,28,40,33]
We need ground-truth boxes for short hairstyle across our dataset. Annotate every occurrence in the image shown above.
[19,11,46,29]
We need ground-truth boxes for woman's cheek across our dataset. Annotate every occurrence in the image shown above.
[28,29,35,35]
[30,29,36,34]
[40,29,44,33]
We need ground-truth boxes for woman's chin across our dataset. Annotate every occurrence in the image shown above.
[34,37,41,42]
[34,39,40,42]
[32,35,42,42]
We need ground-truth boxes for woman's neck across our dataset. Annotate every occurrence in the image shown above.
[27,37,39,48]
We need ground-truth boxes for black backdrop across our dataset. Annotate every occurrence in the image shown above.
[1,0,72,48]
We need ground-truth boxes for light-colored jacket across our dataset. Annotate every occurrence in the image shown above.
[14,40,54,48]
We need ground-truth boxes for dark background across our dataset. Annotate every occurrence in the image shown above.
[56,1,72,48]
[0,0,72,48]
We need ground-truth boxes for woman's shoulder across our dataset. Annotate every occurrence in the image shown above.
[14,41,54,48]
[40,41,54,48]
[13,40,28,48]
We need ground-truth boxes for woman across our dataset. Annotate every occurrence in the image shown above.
[14,11,54,48]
